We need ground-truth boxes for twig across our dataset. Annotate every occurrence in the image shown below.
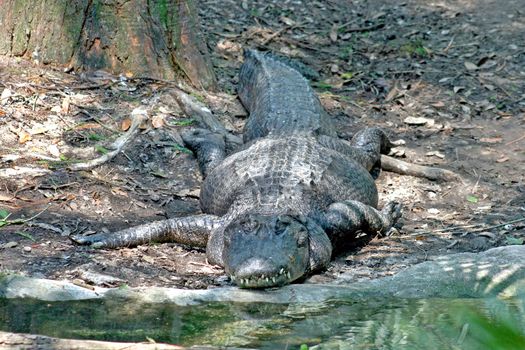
[505,134,525,145]
[261,25,292,46]
[67,108,148,171]
[381,155,462,182]
[443,35,455,53]
[343,22,385,33]
[410,217,525,236]
[1,204,51,227]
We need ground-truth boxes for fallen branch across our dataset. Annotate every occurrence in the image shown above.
[68,108,148,171]
[381,155,461,182]
[409,217,525,237]
[0,166,51,178]
[340,22,385,33]
[0,331,184,350]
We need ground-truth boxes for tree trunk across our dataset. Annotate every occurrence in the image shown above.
[0,0,217,90]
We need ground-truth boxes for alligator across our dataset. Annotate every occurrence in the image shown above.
[72,50,402,288]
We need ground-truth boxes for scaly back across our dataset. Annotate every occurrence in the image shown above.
[238,50,336,142]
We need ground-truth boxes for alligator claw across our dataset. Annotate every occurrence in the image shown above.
[69,234,106,248]
[382,201,403,227]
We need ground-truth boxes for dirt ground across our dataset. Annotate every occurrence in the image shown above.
[0,0,524,290]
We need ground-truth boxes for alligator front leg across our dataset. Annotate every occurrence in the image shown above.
[181,128,226,178]
[321,200,402,244]
[71,214,222,249]
[318,128,392,178]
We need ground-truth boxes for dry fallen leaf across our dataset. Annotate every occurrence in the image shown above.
[151,114,165,128]
[329,24,338,42]
[30,124,50,135]
[431,101,445,108]
[61,96,71,114]
[464,61,479,70]
[18,131,32,144]
[48,144,60,158]
[75,122,100,130]
[404,116,435,126]
[496,156,509,163]
[426,151,446,159]
[111,187,129,197]
[121,118,132,131]
[0,192,14,201]
[480,137,502,143]
[142,255,156,264]
[280,16,295,26]
[1,88,13,105]
[385,86,401,102]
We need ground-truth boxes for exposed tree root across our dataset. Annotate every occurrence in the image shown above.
[67,108,148,171]
[381,155,462,182]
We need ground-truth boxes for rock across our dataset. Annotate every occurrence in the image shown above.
[1,245,524,303]
[1,242,18,249]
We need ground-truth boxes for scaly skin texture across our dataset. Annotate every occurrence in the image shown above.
[72,50,402,289]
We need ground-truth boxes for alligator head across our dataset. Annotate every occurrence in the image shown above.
[221,213,332,288]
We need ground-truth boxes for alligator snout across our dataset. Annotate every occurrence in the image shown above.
[229,258,294,288]
[222,213,310,288]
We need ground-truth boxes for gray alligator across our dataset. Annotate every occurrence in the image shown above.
[72,50,402,288]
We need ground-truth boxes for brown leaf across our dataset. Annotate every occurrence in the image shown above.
[121,118,132,131]
[0,192,14,201]
[151,114,165,128]
[0,109,6,116]
[111,187,129,197]
[385,86,401,102]
[280,16,295,26]
[48,144,60,158]
[329,24,338,42]
[496,156,509,163]
[61,96,71,114]
[75,122,100,130]
[480,137,502,143]
[142,255,156,264]
[431,101,445,108]
[18,131,32,144]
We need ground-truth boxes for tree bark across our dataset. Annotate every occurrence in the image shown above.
[0,0,217,90]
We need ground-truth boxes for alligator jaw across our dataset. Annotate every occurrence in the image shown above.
[230,267,296,288]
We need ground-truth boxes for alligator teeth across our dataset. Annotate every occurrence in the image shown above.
[287,272,291,279]
[230,276,235,281]
[280,268,284,275]
[272,277,276,284]
[261,274,265,280]
[265,277,270,283]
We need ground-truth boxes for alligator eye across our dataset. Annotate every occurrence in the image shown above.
[239,219,257,233]
[275,221,288,235]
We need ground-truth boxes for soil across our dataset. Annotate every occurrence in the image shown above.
[0,0,524,290]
